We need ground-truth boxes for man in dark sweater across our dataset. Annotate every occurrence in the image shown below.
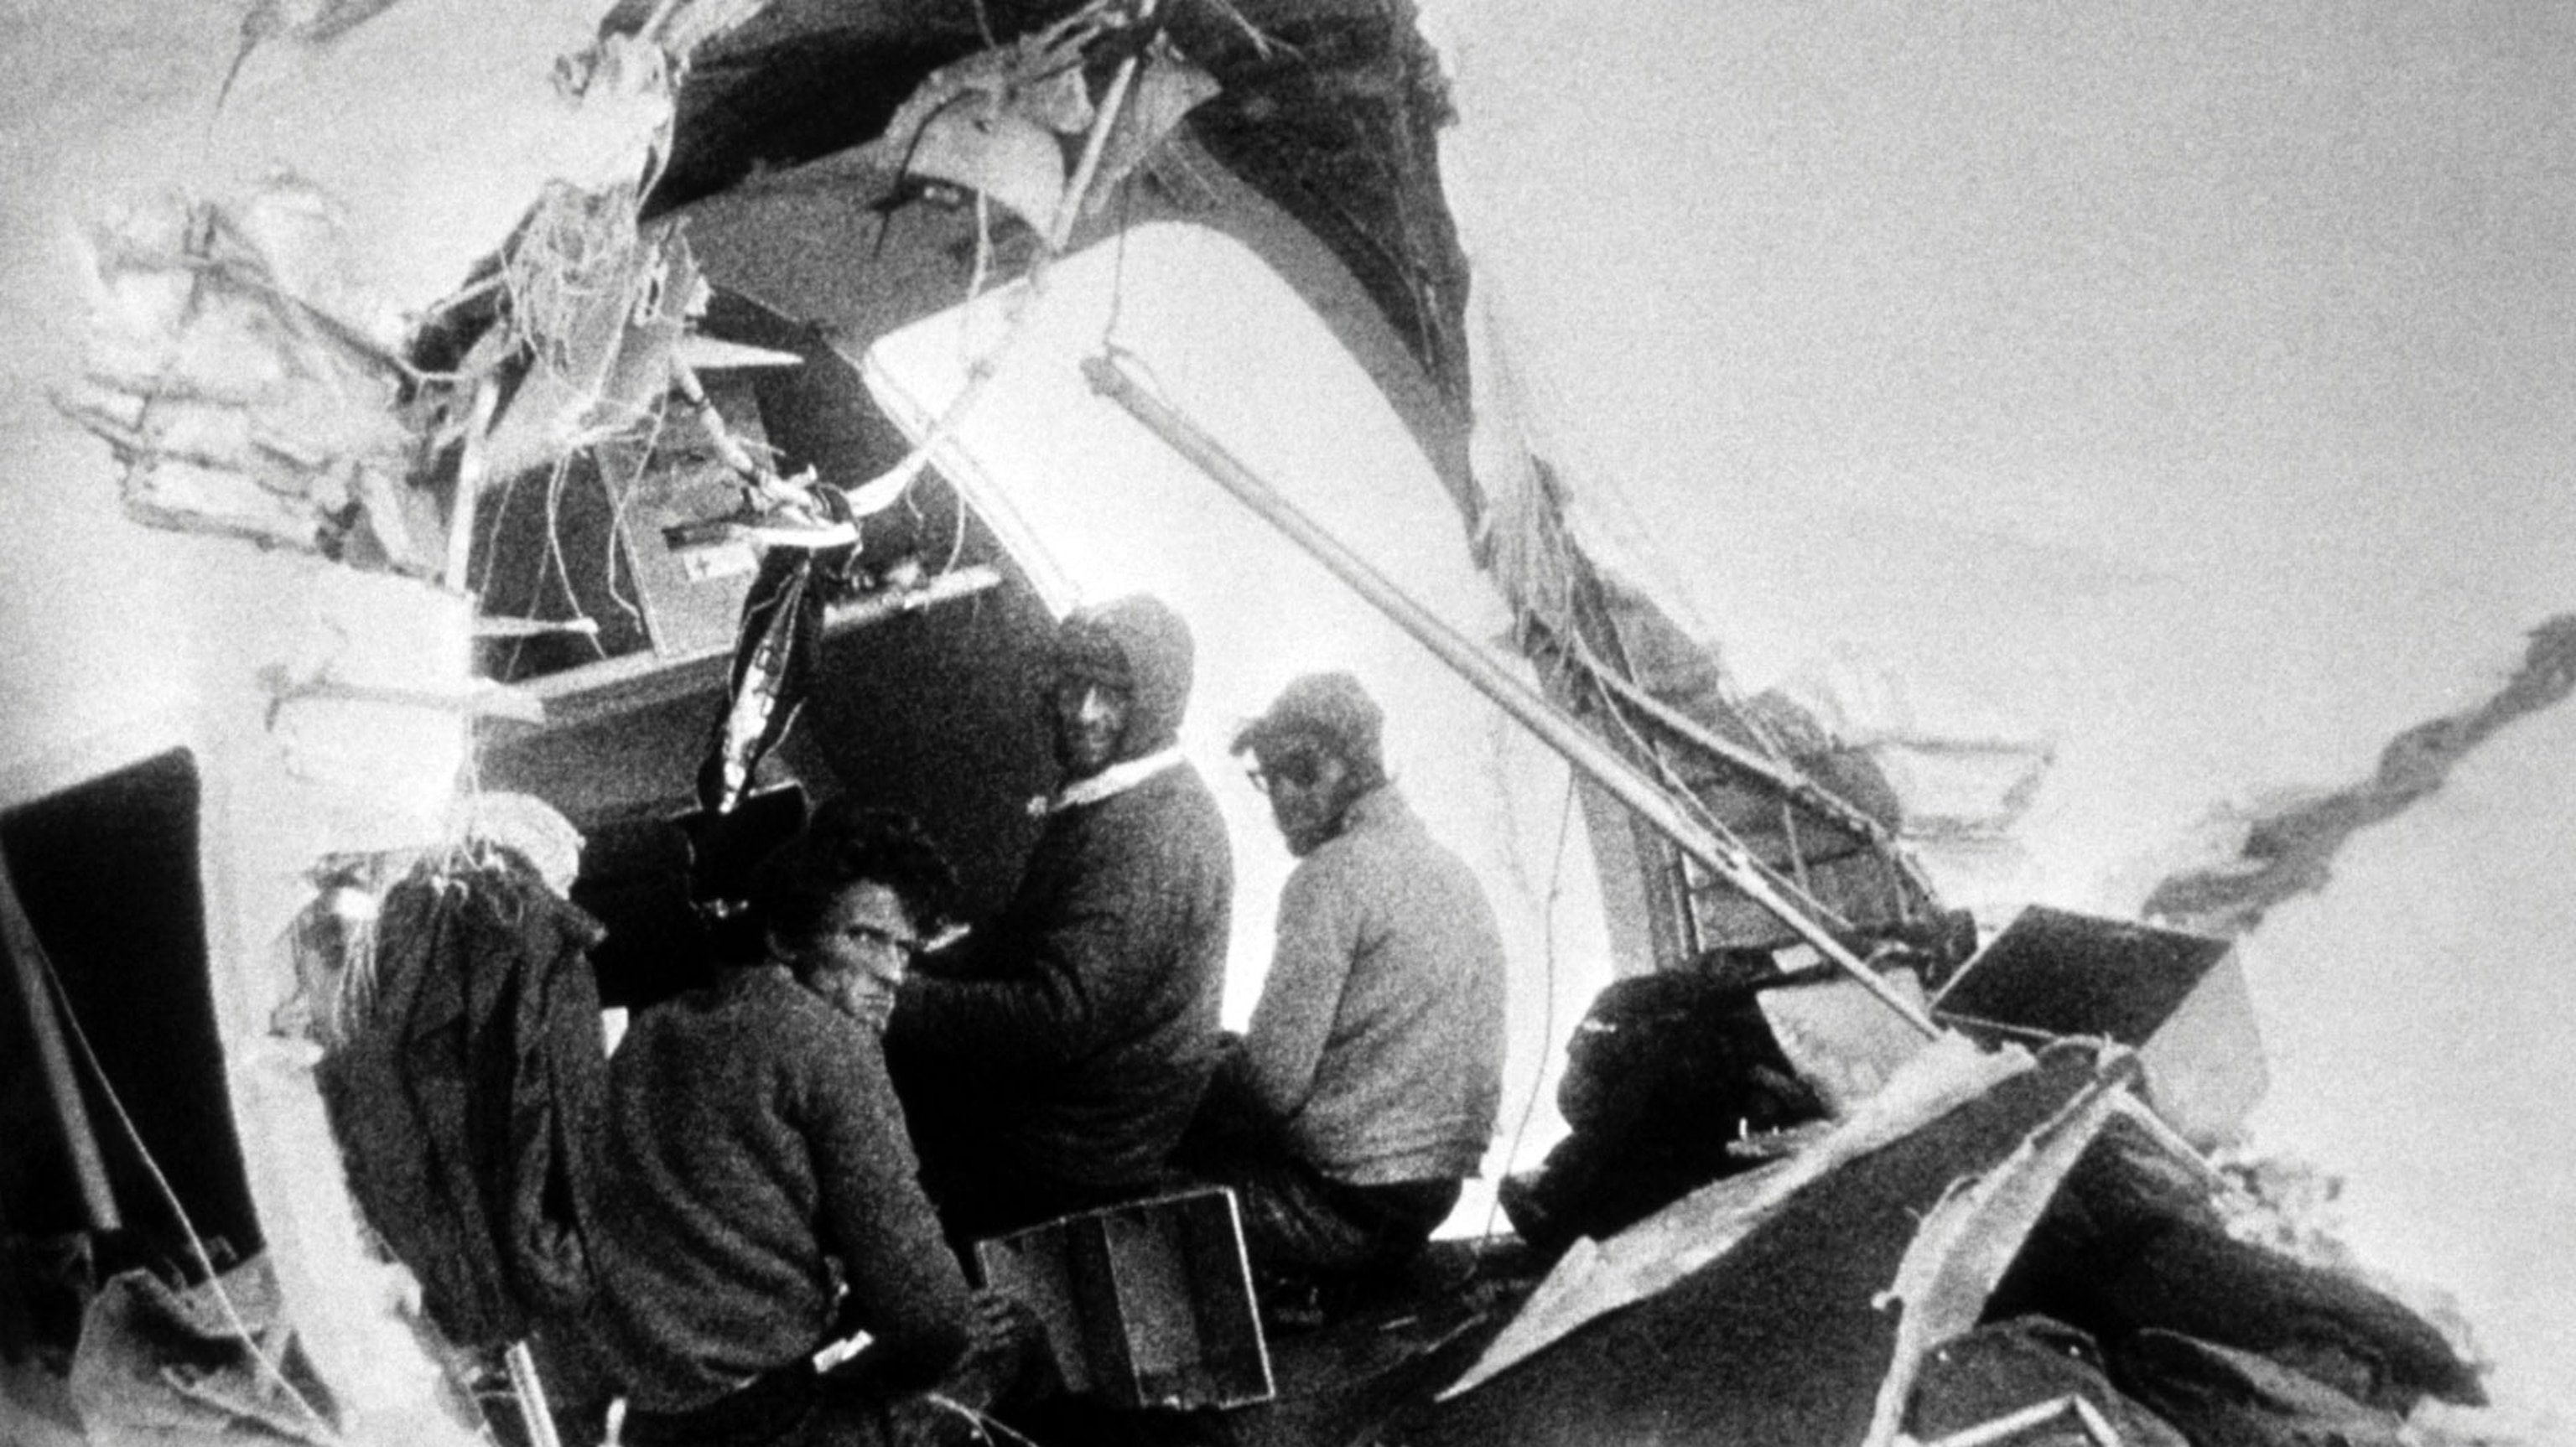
[589,806,1018,1447]
[887,594,1234,1242]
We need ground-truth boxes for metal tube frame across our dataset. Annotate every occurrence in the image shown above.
[1083,354,1940,1039]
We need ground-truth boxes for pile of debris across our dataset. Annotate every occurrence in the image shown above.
[1360,940,2503,1447]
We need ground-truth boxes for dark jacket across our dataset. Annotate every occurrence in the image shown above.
[315,851,607,1351]
[889,596,1232,1229]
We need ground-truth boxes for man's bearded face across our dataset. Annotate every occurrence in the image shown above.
[1050,672,1132,780]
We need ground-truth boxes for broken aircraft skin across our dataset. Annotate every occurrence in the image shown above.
[1,2,2505,1445]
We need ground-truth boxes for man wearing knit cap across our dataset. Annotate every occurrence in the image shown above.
[886,594,1233,1243]
[1182,671,1508,1291]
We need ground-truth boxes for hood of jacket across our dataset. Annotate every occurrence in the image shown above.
[1057,594,1194,763]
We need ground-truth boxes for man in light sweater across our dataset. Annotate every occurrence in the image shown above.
[1183,672,1508,1287]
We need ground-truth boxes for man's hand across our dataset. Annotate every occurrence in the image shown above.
[922,1289,1052,1416]
[966,1289,1043,1361]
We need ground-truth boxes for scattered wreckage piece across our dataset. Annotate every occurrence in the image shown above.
[1414,1039,2127,1444]
[1932,905,2268,1149]
[58,185,428,570]
[65,1253,343,1447]
[1903,1317,2187,1447]
[1987,1126,2487,1419]
[1403,1026,2483,1447]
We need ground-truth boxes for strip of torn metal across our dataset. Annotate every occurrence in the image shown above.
[1860,1049,2142,1445]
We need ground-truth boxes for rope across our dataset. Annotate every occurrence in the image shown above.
[1483,771,1577,1242]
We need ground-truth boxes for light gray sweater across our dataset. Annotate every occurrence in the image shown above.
[1235,786,1508,1185]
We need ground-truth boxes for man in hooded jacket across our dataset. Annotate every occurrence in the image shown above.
[886,594,1233,1243]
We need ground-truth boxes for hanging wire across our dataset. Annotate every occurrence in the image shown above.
[1483,770,1579,1243]
[1562,624,1938,919]
[596,464,647,637]
[13,873,342,1441]
[470,426,524,605]
[1780,796,1816,901]
[936,475,974,578]
[967,192,996,321]
[592,393,675,636]
[1560,634,1846,927]
[534,451,610,662]
[1098,185,1135,355]
[923,1391,1043,1447]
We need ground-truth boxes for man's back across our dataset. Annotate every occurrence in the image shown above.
[1244,784,1507,1187]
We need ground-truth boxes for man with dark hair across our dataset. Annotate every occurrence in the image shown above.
[1184,671,1508,1289]
[887,594,1233,1242]
[587,803,1021,1447]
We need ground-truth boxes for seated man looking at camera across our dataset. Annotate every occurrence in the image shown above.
[1183,672,1508,1292]
[886,594,1233,1245]
[587,801,1026,1447]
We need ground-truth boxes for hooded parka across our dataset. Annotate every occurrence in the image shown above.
[886,595,1233,1236]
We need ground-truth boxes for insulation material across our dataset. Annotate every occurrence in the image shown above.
[58,183,423,566]
[8,13,697,1439]
[204,0,663,317]
[260,567,475,831]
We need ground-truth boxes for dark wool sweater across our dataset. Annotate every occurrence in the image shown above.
[888,597,1233,1232]
[890,760,1233,1219]
[590,966,969,1413]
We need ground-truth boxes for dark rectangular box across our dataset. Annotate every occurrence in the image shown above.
[1933,905,2266,1145]
[974,1187,1275,1411]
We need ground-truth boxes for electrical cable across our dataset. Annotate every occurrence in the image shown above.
[925,1392,1042,1447]
[594,392,671,636]
[1482,770,1578,1243]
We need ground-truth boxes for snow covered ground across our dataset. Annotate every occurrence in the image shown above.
[2244,705,2576,1417]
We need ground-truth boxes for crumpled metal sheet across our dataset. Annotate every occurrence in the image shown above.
[1420,1040,2131,1447]
[66,1255,343,1447]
